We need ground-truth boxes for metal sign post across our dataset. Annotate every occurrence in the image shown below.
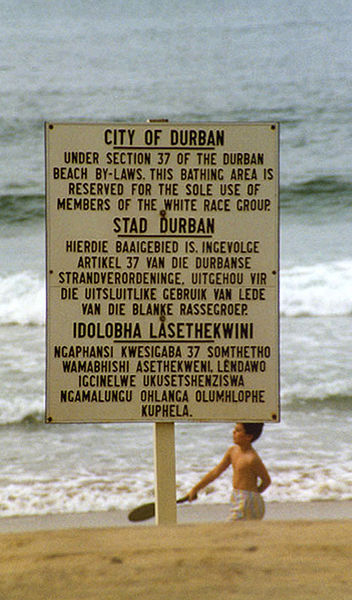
[154,422,177,524]
[151,121,177,526]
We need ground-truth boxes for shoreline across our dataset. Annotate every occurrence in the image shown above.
[0,499,351,533]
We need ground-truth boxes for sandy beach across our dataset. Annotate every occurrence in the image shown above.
[1,503,351,600]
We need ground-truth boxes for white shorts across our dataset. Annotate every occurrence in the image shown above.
[229,489,265,521]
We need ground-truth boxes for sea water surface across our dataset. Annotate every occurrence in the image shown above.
[0,0,351,516]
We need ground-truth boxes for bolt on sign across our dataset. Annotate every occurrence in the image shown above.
[45,122,280,424]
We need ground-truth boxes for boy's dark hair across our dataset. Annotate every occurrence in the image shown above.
[243,423,264,442]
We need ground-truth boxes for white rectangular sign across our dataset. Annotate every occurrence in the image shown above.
[45,122,280,423]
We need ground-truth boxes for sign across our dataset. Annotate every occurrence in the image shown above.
[45,122,279,423]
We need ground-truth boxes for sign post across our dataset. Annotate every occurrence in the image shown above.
[45,121,280,523]
[154,422,177,524]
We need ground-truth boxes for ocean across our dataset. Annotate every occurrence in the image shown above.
[0,0,351,517]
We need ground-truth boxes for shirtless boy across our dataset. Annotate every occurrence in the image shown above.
[188,423,271,520]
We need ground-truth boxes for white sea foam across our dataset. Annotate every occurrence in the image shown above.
[0,442,351,517]
[0,272,45,326]
[280,259,352,317]
[0,475,155,517]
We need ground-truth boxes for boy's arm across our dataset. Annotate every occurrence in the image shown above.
[254,455,271,493]
[188,448,232,501]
